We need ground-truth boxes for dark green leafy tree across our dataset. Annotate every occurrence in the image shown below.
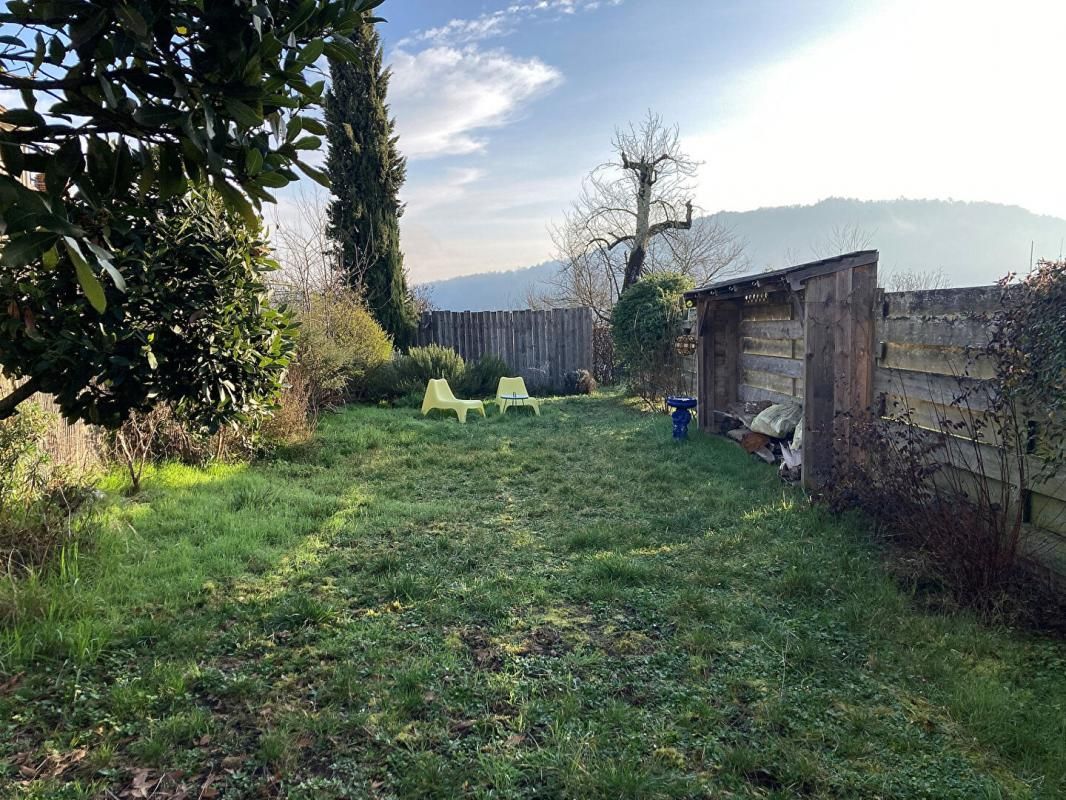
[0,189,296,426]
[0,0,383,308]
[325,22,415,346]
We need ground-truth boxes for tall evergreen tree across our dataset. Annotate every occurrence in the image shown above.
[325,23,416,347]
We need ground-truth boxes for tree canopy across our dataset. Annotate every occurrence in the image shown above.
[610,272,693,404]
[325,21,415,346]
[0,189,296,426]
[546,112,744,320]
[0,0,383,309]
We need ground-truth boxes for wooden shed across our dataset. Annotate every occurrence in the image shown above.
[684,251,879,490]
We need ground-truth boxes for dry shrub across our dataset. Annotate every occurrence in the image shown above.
[564,369,598,395]
[259,365,317,449]
[592,323,616,385]
[828,382,1063,627]
[108,403,272,487]
[110,406,168,493]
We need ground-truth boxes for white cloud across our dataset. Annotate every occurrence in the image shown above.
[400,0,619,47]
[403,15,514,47]
[389,46,562,159]
[684,0,1066,220]
[402,167,486,215]
[400,171,579,281]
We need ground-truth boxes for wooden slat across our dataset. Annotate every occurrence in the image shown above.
[711,300,741,427]
[739,319,803,340]
[874,367,988,410]
[803,273,836,489]
[742,336,794,358]
[697,299,712,430]
[741,303,793,322]
[512,310,525,376]
[502,311,514,369]
[877,316,991,349]
[472,311,483,361]
[554,309,566,391]
[562,307,573,379]
[743,368,796,397]
[883,286,1001,317]
[534,310,546,377]
[880,341,994,380]
[740,353,803,378]
[739,384,797,405]
[1033,495,1066,537]
[579,307,593,370]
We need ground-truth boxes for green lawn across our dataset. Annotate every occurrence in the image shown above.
[2,395,1065,799]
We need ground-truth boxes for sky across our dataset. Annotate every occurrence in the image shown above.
[287,0,1066,283]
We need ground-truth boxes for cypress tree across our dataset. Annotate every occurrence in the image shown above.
[325,23,416,347]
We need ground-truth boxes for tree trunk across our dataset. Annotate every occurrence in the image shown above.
[623,245,646,291]
[622,170,654,291]
[0,376,41,420]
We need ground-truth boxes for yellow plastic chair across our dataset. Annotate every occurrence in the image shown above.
[421,379,485,423]
[496,376,541,416]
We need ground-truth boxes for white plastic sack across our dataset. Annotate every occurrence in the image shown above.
[750,402,803,439]
[791,417,804,451]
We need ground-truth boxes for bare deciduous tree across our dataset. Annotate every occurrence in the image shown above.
[268,186,370,313]
[541,112,746,320]
[809,223,876,259]
[410,283,436,316]
[882,268,950,292]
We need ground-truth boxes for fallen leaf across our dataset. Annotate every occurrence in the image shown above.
[199,772,219,799]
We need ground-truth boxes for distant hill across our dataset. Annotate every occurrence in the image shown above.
[418,198,1066,311]
[420,260,561,312]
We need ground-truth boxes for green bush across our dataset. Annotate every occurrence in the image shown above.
[611,273,693,405]
[365,346,512,402]
[295,291,394,408]
[1,188,296,428]
[368,345,466,401]
[458,355,511,398]
[0,404,52,508]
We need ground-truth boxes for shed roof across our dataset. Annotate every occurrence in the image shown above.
[684,250,878,300]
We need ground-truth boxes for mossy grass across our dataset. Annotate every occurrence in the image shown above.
[1,394,1063,798]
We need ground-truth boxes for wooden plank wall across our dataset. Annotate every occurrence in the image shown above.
[0,375,102,469]
[414,307,595,393]
[875,286,1066,549]
[695,297,741,431]
[802,265,878,490]
[738,290,805,405]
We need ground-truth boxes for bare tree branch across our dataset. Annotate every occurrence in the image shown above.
[539,112,746,319]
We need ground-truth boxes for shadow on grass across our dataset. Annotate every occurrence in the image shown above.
[0,395,1064,799]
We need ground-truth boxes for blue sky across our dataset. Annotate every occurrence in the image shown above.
[293,0,1066,281]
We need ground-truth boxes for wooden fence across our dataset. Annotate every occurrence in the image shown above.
[874,286,1066,571]
[0,375,101,469]
[414,308,595,393]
